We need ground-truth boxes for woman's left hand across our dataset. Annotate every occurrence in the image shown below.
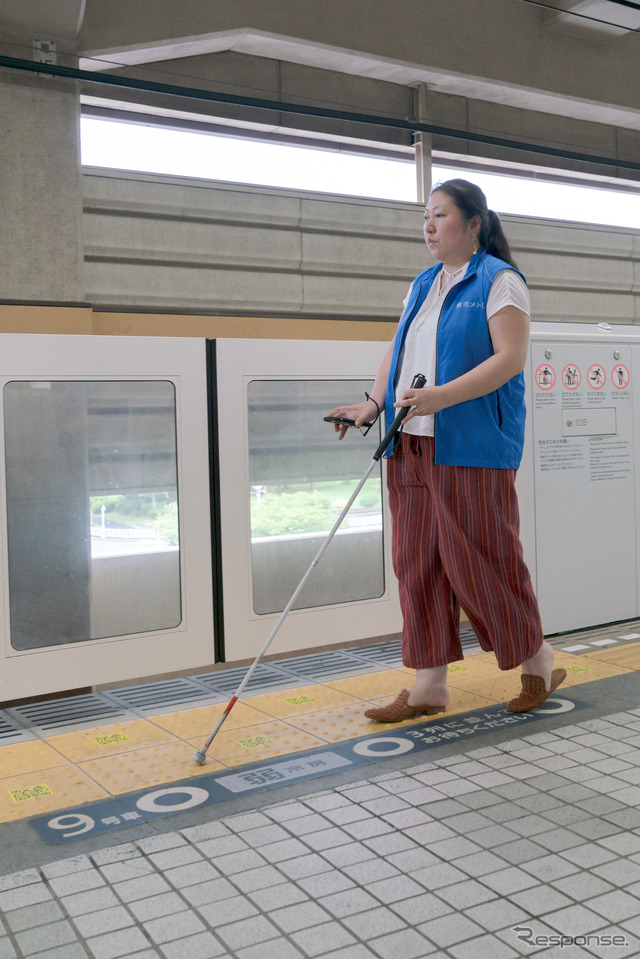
[395,385,446,421]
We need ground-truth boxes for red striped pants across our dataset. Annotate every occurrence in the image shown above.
[387,434,543,671]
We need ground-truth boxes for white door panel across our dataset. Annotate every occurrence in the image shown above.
[0,334,214,700]
[214,338,402,661]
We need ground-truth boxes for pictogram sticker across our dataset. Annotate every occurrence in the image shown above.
[92,733,131,746]
[10,784,53,803]
[611,364,630,390]
[587,364,606,390]
[535,364,555,391]
[561,365,581,390]
[236,735,277,749]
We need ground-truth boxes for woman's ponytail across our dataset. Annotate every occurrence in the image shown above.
[482,209,518,268]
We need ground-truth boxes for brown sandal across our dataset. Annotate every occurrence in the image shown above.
[506,668,567,713]
[364,689,447,723]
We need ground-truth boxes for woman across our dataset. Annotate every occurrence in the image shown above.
[328,178,565,720]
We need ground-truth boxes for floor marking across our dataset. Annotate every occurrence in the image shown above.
[0,638,632,831]
[235,735,277,749]
[92,733,132,746]
[28,696,586,846]
[10,783,53,803]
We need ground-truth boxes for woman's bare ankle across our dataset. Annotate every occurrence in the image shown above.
[407,683,449,708]
[521,641,554,690]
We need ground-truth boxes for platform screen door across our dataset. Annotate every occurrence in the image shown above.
[4,380,181,649]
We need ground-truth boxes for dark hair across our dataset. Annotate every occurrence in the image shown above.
[429,178,518,268]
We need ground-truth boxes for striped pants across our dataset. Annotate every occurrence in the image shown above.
[387,434,543,671]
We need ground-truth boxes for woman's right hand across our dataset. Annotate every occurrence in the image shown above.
[326,399,379,440]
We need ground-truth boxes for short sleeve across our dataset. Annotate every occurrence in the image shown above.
[402,282,415,310]
[486,270,530,319]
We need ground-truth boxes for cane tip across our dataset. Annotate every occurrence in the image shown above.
[192,750,207,765]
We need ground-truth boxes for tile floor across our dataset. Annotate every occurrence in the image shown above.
[2,624,640,958]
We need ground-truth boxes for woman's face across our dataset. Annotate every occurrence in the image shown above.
[423,190,479,267]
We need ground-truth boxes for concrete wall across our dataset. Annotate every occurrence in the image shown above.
[83,169,640,327]
[0,71,85,304]
[251,529,384,615]
[91,550,181,638]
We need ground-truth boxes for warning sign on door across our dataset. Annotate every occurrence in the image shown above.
[535,364,555,390]
[561,365,581,390]
[587,365,606,390]
[611,364,630,390]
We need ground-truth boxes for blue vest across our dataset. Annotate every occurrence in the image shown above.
[385,250,527,468]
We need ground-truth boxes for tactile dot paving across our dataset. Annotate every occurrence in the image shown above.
[364,686,498,717]
[445,671,520,701]
[0,740,68,778]
[147,701,273,739]
[0,765,109,822]
[78,742,224,794]
[202,720,327,766]
[286,701,422,739]
[552,652,631,684]
[581,644,640,670]
[45,720,179,763]
[325,670,411,700]
[247,684,362,718]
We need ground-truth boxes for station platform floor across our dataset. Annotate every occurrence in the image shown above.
[3,622,640,958]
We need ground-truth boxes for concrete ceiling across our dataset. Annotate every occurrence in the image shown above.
[76,24,640,132]
[0,0,86,41]
[544,0,640,41]
[3,0,640,131]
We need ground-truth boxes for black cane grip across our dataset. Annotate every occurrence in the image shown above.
[372,372,426,461]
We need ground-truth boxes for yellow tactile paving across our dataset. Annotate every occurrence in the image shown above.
[148,701,273,739]
[399,655,499,674]
[285,701,412,740]
[247,684,363,718]
[285,700,450,741]
[365,657,539,705]
[0,764,109,822]
[196,720,328,767]
[78,742,225,795]
[446,671,525,702]
[364,686,498,718]
[581,642,640,670]
[45,720,179,763]
[0,642,638,825]
[398,650,631,698]
[325,670,413,700]
[0,739,68,777]
[551,651,632,686]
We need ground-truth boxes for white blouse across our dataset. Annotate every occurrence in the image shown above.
[396,267,530,437]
